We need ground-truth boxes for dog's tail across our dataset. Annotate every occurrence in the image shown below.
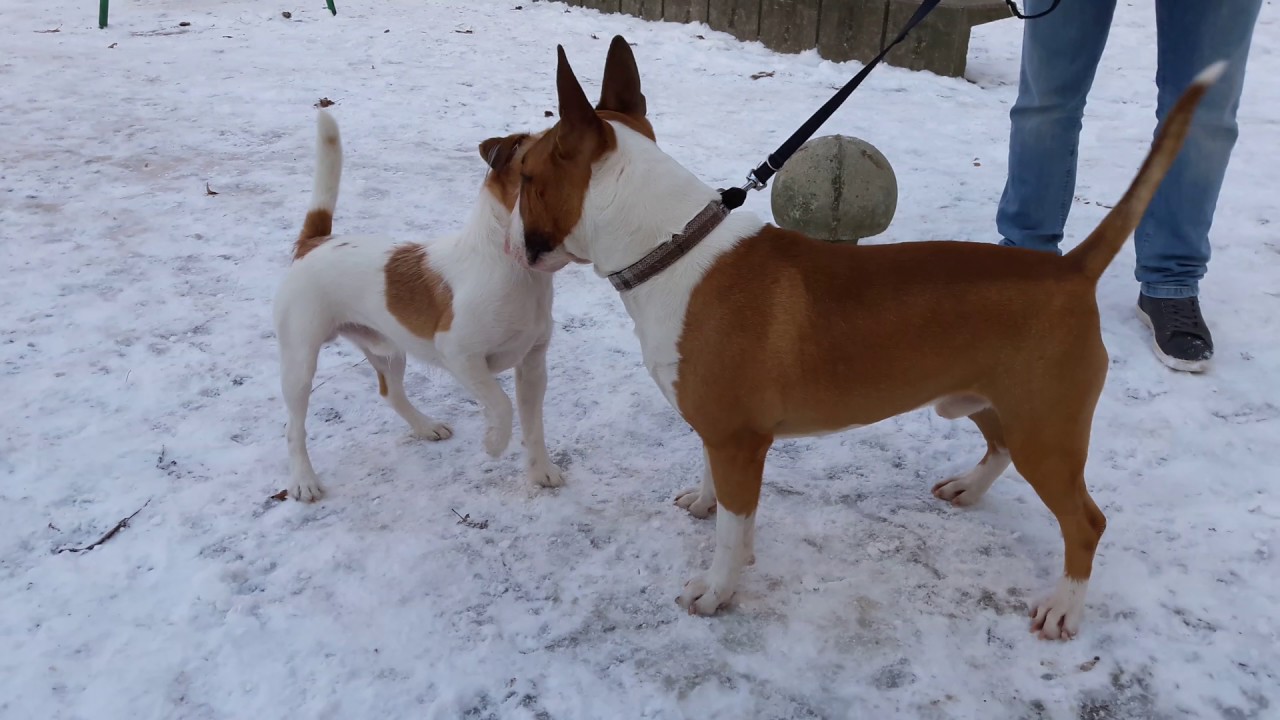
[1067,61,1226,281]
[293,110,344,260]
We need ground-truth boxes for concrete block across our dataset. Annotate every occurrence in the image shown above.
[883,0,1011,77]
[818,0,889,63]
[708,0,761,41]
[759,0,821,54]
[621,0,664,20]
[664,0,710,23]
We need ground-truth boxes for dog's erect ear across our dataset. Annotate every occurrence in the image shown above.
[557,45,601,134]
[597,35,646,119]
[478,133,525,172]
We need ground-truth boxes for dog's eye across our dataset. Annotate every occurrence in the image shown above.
[520,173,532,184]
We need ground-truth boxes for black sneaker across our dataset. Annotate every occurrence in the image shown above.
[1135,293,1214,372]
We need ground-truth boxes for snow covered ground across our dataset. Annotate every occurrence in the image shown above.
[2,0,1277,717]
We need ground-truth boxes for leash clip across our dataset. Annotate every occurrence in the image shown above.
[719,161,775,210]
[745,157,781,191]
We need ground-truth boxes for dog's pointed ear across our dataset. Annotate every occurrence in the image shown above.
[597,35,646,119]
[557,45,600,133]
[478,133,525,172]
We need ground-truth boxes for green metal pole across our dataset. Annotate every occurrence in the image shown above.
[325,0,336,16]
[99,0,108,28]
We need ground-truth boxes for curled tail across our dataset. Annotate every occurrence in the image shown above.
[293,110,344,260]
[1068,61,1227,280]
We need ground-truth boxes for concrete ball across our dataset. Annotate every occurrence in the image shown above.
[770,135,897,243]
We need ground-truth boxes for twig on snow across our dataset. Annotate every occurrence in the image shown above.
[451,508,488,530]
[55,499,152,554]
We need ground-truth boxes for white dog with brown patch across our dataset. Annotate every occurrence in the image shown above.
[273,112,562,501]
[508,37,1222,639]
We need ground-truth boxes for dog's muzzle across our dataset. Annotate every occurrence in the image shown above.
[523,230,554,268]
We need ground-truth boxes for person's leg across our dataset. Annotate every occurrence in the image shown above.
[1137,0,1262,296]
[1134,0,1261,372]
[998,0,1118,254]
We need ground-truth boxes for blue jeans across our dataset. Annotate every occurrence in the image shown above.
[997,0,1261,299]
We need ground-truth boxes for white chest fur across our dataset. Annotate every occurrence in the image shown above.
[616,212,765,411]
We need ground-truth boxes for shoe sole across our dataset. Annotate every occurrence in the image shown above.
[1135,305,1211,373]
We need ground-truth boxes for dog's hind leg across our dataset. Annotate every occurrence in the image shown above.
[278,322,327,502]
[675,448,717,519]
[1010,436,1105,641]
[998,361,1107,640]
[932,407,1010,506]
[359,348,453,441]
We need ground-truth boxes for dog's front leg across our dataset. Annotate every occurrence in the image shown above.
[447,354,514,458]
[677,435,770,615]
[514,343,564,487]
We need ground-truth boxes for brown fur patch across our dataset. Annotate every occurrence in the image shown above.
[377,371,388,397]
[675,228,1099,442]
[479,131,536,211]
[518,120,615,257]
[384,244,453,338]
[294,209,333,259]
[598,110,655,142]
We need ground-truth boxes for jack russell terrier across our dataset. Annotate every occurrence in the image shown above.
[274,111,563,502]
[507,36,1222,640]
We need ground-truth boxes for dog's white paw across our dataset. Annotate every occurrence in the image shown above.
[290,474,324,503]
[931,474,986,506]
[675,488,716,519]
[528,461,565,488]
[484,416,513,458]
[932,451,1008,507]
[676,575,735,616]
[1030,578,1088,641]
[412,421,453,441]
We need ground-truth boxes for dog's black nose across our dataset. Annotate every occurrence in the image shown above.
[524,231,553,267]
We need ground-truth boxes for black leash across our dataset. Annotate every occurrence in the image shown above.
[719,0,1060,210]
[719,0,943,209]
[612,1,1063,291]
[1005,0,1061,21]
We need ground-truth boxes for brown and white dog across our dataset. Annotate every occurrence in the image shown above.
[273,111,562,501]
[508,37,1223,639]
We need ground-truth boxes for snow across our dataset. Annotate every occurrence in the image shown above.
[2,0,1277,717]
